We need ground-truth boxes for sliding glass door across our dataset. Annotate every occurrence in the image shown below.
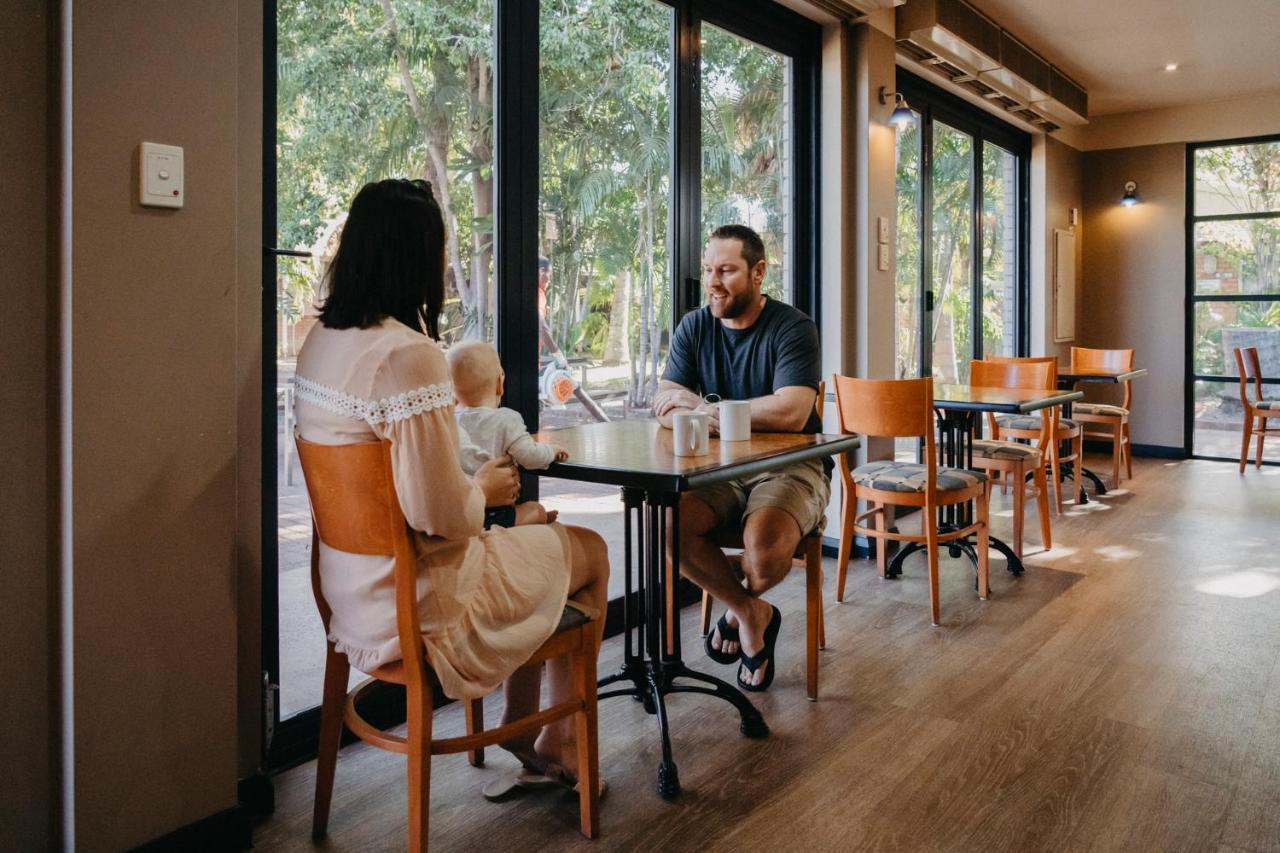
[1188,136,1280,462]
[265,0,818,763]
[894,70,1029,388]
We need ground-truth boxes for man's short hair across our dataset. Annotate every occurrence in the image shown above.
[709,224,766,271]
[537,255,551,272]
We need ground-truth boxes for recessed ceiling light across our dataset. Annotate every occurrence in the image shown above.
[1165,63,1179,72]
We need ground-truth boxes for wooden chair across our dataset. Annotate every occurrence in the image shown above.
[296,437,600,852]
[987,356,1083,512]
[832,375,991,627]
[1070,346,1134,486]
[1234,346,1280,473]
[968,359,1054,558]
[696,381,827,701]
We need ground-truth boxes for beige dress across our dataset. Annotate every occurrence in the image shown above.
[293,317,571,700]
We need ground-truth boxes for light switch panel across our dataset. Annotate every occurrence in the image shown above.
[877,243,890,272]
[140,142,184,208]
[877,216,889,244]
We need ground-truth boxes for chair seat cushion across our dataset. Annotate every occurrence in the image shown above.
[1257,399,1280,411]
[971,439,1041,462]
[1073,402,1129,417]
[995,415,1077,431]
[851,460,986,493]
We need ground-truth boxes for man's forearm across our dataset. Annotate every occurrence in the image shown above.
[747,391,813,432]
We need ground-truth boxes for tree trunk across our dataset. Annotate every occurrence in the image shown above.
[468,52,493,338]
[603,269,630,365]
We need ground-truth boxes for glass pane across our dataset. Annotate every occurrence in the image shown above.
[276,0,495,718]
[1193,300,1280,376]
[539,0,674,601]
[701,24,793,304]
[1193,219,1280,296]
[931,122,974,385]
[895,112,922,379]
[981,143,1018,359]
[1194,141,1280,216]
[1193,380,1280,462]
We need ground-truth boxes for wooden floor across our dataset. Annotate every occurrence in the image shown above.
[254,456,1280,852]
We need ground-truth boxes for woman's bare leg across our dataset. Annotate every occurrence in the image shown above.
[533,525,608,775]
[499,524,609,773]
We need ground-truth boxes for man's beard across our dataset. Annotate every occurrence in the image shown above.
[709,290,754,319]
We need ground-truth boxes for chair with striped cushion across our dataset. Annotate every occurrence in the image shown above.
[987,356,1083,512]
[1234,346,1280,473]
[1070,346,1134,486]
[968,359,1054,558]
[832,375,991,627]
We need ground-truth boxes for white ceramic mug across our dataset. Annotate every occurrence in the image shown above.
[719,400,752,442]
[672,410,710,456]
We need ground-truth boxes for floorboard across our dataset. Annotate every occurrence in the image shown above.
[252,456,1280,852]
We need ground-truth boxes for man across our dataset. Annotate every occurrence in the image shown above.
[535,256,561,361]
[654,224,828,691]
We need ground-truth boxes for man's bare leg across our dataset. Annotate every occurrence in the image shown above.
[732,507,803,687]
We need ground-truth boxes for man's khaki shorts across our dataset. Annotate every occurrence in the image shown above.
[689,458,831,536]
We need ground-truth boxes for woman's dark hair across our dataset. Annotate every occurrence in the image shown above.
[319,178,446,339]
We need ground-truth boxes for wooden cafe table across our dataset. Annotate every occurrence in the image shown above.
[885,384,1082,579]
[1055,364,1148,502]
[535,419,860,799]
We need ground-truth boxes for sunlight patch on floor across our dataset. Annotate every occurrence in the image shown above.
[1093,545,1142,561]
[1195,569,1280,599]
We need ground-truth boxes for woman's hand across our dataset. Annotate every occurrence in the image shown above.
[475,455,520,506]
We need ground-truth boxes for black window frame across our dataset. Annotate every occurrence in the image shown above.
[260,0,821,772]
[896,68,1031,378]
[1184,132,1280,463]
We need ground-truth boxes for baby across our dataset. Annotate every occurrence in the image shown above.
[446,339,568,528]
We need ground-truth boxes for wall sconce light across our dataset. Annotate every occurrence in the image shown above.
[1121,180,1140,207]
[879,87,916,130]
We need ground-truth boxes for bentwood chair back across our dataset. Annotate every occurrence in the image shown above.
[695,381,828,700]
[969,359,1055,557]
[831,375,990,626]
[986,355,1083,510]
[1070,347,1135,484]
[297,437,600,852]
[1233,346,1280,472]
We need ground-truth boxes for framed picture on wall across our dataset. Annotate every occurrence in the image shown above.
[1053,228,1076,343]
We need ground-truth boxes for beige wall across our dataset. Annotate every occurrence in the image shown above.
[1081,143,1185,449]
[1,3,55,850]
[1030,135,1084,363]
[65,1,260,849]
[1086,90,1280,152]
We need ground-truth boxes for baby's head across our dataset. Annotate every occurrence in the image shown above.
[447,340,504,408]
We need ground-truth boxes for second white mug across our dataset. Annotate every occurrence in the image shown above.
[719,400,751,441]
[672,410,710,456]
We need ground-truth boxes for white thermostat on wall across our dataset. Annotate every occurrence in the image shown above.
[139,142,184,209]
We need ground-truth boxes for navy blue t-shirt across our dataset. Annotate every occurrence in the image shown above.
[662,297,823,436]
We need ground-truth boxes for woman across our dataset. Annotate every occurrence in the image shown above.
[293,178,609,792]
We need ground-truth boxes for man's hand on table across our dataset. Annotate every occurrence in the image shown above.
[653,387,703,419]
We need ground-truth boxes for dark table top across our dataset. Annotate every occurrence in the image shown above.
[535,420,861,493]
[932,384,1083,414]
[1057,366,1148,384]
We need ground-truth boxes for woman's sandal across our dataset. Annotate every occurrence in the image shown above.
[736,605,782,693]
[704,612,740,665]
[482,757,608,802]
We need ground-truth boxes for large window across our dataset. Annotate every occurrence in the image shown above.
[1188,136,1280,462]
[265,0,819,760]
[894,70,1029,387]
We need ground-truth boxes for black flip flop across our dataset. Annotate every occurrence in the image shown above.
[704,613,740,665]
[737,606,782,693]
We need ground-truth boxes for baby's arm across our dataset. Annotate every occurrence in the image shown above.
[499,408,564,470]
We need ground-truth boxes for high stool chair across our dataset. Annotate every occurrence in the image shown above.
[296,437,601,852]
[987,356,1083,511]
[832,375,991,627]
[968,359,1055,557]
[1234,345,1280,472]
[1070,346,1134,486]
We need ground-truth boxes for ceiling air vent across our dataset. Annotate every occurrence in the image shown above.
[985,31,1050,104]
[807,0,902,18]
[1032,66,1088,126]
[896,0,1001,79]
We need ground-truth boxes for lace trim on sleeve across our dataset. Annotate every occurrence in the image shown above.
[294,374,453,424]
